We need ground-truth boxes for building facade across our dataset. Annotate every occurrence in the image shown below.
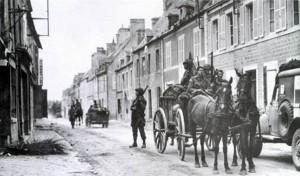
[0,0,45,146]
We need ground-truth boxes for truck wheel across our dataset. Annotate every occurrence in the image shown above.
[252,136,263,157]
[279,101,293,137]
[292,128,300,171]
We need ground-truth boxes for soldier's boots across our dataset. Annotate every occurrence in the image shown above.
[141,140,146,148]
[129,143,137,148]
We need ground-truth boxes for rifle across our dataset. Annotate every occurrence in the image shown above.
[142,85,149,95]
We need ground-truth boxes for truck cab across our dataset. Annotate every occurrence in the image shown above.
[260,66,300,170]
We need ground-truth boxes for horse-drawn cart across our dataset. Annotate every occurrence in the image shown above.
[86,108,110,128]
[152,85,209,161]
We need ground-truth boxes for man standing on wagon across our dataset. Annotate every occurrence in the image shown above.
[129,87,147,148]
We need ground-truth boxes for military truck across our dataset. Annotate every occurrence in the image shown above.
[259,61,300,171]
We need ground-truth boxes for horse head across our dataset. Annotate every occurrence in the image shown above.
[211,77,233,133]
[215,77,233,112]
[235,69,252,102]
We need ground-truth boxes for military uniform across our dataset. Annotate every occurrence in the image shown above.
[181,69,194,88]
[130,88,147,148]
[69,106,75,129]
[187,75,210,96]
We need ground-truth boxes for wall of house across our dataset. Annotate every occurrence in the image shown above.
[205,0,300,110]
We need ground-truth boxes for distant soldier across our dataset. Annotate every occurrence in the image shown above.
[68,105,75,129]
[93,100,99,109]
[211,70,227,93]
[129,88,147,148]
[203,64,212,81]
[75,99,82,110]
[178,56,195,131]
[180,58,194,88]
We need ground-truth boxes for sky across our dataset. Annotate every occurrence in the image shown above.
[31,0,163,101]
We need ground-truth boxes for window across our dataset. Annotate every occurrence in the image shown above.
[275,0,287,31]
[126,55,130,63]
[120,59,124,67]
[148,54,151,74]
[178,35,185,64]
[227,13,234,46]
[218,15,226,49]
[246,3,254,40]
[142,57,145,75]
[194,27,205,61]
[294,0,300,25]
[136,59,140,77]
[155,49,160,71]
[270,0,275,32]
[193,27,200,60]
[212,20,218,51]
[165,41,172,68]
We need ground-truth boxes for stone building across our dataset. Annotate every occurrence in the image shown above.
[204,0,300,110]
[0,0,45,146]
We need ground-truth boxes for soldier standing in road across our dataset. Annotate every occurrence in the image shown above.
[69,105,75,129]
[129,88,147,148]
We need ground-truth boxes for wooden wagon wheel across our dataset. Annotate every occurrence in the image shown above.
[205,133,215,151]
[176,108,186,161]
[153,108,168,153]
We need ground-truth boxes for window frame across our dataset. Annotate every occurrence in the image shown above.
[165,41,172,68]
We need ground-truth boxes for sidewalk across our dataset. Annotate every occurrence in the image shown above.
[0,119,94,176]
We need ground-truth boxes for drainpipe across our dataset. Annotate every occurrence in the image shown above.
[161,38,165,91]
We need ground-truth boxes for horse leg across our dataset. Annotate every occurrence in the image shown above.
[231,131,238,166]
[247,127,256,173]
[223,132,232,174]
[213,134,221,174]
[191,122,200,168]
[239,129,248,175]
[200,131,208,167]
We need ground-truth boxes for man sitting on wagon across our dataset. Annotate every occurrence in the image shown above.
[178,66,210,132]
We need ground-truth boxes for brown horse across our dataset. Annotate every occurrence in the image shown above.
[188,77,233,174]
[231,69,260,175]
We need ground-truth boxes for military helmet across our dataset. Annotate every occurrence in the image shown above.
[183,59,193,66]
[203,64,211,70]
[135,88,144,95]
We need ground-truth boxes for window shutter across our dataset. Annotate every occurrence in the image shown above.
[258,0,264,37]
[280,0,286,30]
[240,5,245,44]
[222,15,226,49]
[207,21,211,53]
[253,0,258,39]
[225,15,230,47]
[218,17,222,50]
[233,14,238,45]
[275,0,280,31]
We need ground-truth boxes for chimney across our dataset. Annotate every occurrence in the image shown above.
[167,14,179,29]
[97,47,106,54]
[136,29,146,44]
[151,17,159,29]
[106,39,116,55]
[130,19,145,37]
[179,4,194,20]
[116,28,130,45]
